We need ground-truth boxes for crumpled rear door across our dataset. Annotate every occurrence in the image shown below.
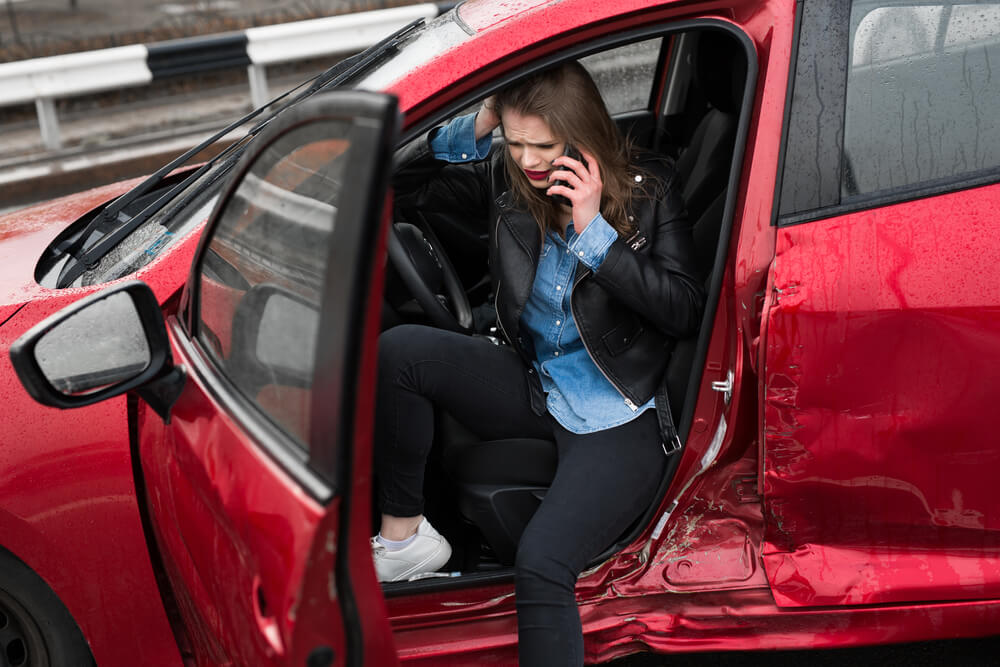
[761,184,1000,607]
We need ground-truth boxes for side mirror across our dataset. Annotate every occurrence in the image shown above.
[229,283,319,391]
[10,281,179,414]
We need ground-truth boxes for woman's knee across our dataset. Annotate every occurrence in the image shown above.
[514,531,577,596]
[379,323,424,359]
[378,324,444,376]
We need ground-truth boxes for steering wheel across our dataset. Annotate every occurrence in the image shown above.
[387,221,473,333]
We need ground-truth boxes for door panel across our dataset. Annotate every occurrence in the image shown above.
[137,91,401,664]
[139,370,344,664]
[762,183,1000,607]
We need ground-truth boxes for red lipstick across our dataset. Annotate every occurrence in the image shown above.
[524,169,549,181]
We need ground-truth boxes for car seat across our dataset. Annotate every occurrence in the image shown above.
[675,30,746,223]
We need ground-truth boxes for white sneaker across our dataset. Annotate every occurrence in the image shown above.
[372,518,452,582]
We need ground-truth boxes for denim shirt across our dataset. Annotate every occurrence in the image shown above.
[429,114,655,433]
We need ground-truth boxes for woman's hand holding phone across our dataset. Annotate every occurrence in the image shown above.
[548,146,602,233]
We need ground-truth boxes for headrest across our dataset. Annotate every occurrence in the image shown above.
[695,31,748,114]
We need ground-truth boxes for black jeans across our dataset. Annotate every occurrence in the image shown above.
[375,324,667,666]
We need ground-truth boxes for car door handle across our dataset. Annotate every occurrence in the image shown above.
[253,576,286,656]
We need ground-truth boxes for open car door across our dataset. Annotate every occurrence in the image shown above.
[8,90,400,664]
[121,90,396,665]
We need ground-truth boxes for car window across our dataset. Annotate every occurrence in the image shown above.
[196,122,350,450]
[843,1,1000,198]
[579,38,662,114]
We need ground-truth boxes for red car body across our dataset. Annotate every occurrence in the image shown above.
[0,180,198,666]
[2,0,999,664]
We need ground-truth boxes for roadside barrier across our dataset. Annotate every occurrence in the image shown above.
[0,3,448,150]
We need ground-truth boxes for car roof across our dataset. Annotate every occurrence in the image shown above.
[360,0,700,113]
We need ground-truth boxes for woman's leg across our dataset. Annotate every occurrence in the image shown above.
[514,410,668,667]
[375,324,550,522]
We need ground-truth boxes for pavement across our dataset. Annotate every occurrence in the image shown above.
[0,70,295,210]
[610,635,1000,666]
[0,55,319,211]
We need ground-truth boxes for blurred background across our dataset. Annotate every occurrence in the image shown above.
[0,0,424,209]
[0,0,412,60]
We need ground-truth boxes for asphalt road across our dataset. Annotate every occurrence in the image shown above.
[607,635,1000,666]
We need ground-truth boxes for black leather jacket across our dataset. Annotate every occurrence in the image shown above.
[394,133,705,445]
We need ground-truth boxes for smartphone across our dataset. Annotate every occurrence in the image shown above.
[550,144,586,207]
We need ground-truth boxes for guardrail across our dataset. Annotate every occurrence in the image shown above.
[0,3,447,151]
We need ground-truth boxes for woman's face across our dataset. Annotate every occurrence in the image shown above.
[501,109,566,190]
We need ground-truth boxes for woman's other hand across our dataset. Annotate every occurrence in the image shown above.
[475,96,501,140]
[549,148,602,233]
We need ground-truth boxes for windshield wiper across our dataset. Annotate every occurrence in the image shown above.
[304,15,426,93]
[54,144,248,287]
[57,71,318,264]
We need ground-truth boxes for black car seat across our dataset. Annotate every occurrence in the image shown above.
[675,31,746,223]
[440,428,557,565]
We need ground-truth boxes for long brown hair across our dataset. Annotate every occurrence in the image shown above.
[494,62,640,238]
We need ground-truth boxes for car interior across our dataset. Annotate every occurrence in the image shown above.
[378,25,753,592]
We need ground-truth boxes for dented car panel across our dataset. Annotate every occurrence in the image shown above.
[136,328,349,665]
[763,183,1000,607]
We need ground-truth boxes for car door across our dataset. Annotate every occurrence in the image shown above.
[135,90,400,666]
[761,0,1000,608]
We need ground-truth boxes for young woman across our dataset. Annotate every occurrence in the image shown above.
[374,61,704,665]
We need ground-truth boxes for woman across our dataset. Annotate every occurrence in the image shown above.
[374,62,704,665]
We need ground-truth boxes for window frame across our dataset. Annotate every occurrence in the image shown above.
[194,122,351,454]
[381,22,758,595]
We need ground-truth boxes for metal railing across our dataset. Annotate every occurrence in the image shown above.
[0,3,445,150]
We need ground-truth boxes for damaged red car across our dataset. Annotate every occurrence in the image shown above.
[3,0,1000,665]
